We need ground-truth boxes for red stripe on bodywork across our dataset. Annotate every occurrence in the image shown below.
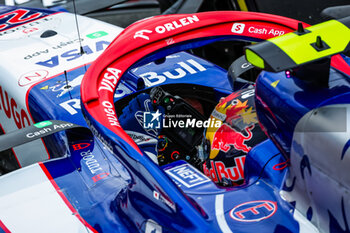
[0,220,11,233]
[38,162,98,233]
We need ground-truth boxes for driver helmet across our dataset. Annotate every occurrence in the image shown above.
[198,87,267,186]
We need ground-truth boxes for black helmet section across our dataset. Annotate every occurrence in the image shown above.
[201,87,267,186]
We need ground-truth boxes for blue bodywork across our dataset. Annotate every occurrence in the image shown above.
[254,60,350,232]
[22,12,350,232]
[255,67,350,156]
[26,48,307,232]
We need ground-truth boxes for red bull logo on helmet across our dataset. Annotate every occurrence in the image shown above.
[214,90,257,126]
[206,90,257,159]
[211,124,254,153]
[202,156,245,183]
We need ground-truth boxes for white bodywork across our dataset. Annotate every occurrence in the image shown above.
[0,8,123,167]
[282,104,350,233]
[0,163,95,233]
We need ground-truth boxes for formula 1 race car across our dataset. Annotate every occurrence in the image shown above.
[0,4,350,233]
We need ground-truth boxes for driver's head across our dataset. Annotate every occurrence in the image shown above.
[198,87,267,186]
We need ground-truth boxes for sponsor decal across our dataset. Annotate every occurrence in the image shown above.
[35,40,110,68]
[0,85,30,129]
[139,59,206,87]
[26,127,52,138]
[18,70,49,86]
[232,23,245,34]
[0,9,42,31]
[26,122,73,138]
[102,101,120,127]
[22,27,38,33]
[80,150,103,175]
[241,61,252,69]
[134,15,199,40]
[203,156,245,183]
[24,49,49,60]
[156,15,199,33]
[114,83,133,99]
[0,16,53,37]
[272,159,290,170]
[92,172,110,182]
[134,29,152,40]
[152,184,176,211]
[86,31,108,39]
[156,191,176,211]
[51,38,84,50]
[248,27,268,34]
[166,163,211,188]
[59,98,80,115]
[34,120,52,128]
[248,26,285,36]
[229,200,277,222]
[207,90,257,159]
[125,131,157,145]
[98,67,122,93]
[48,75,83,98]
[231,23,286,36]
[72,143,91,151]
[212,124,254,153]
